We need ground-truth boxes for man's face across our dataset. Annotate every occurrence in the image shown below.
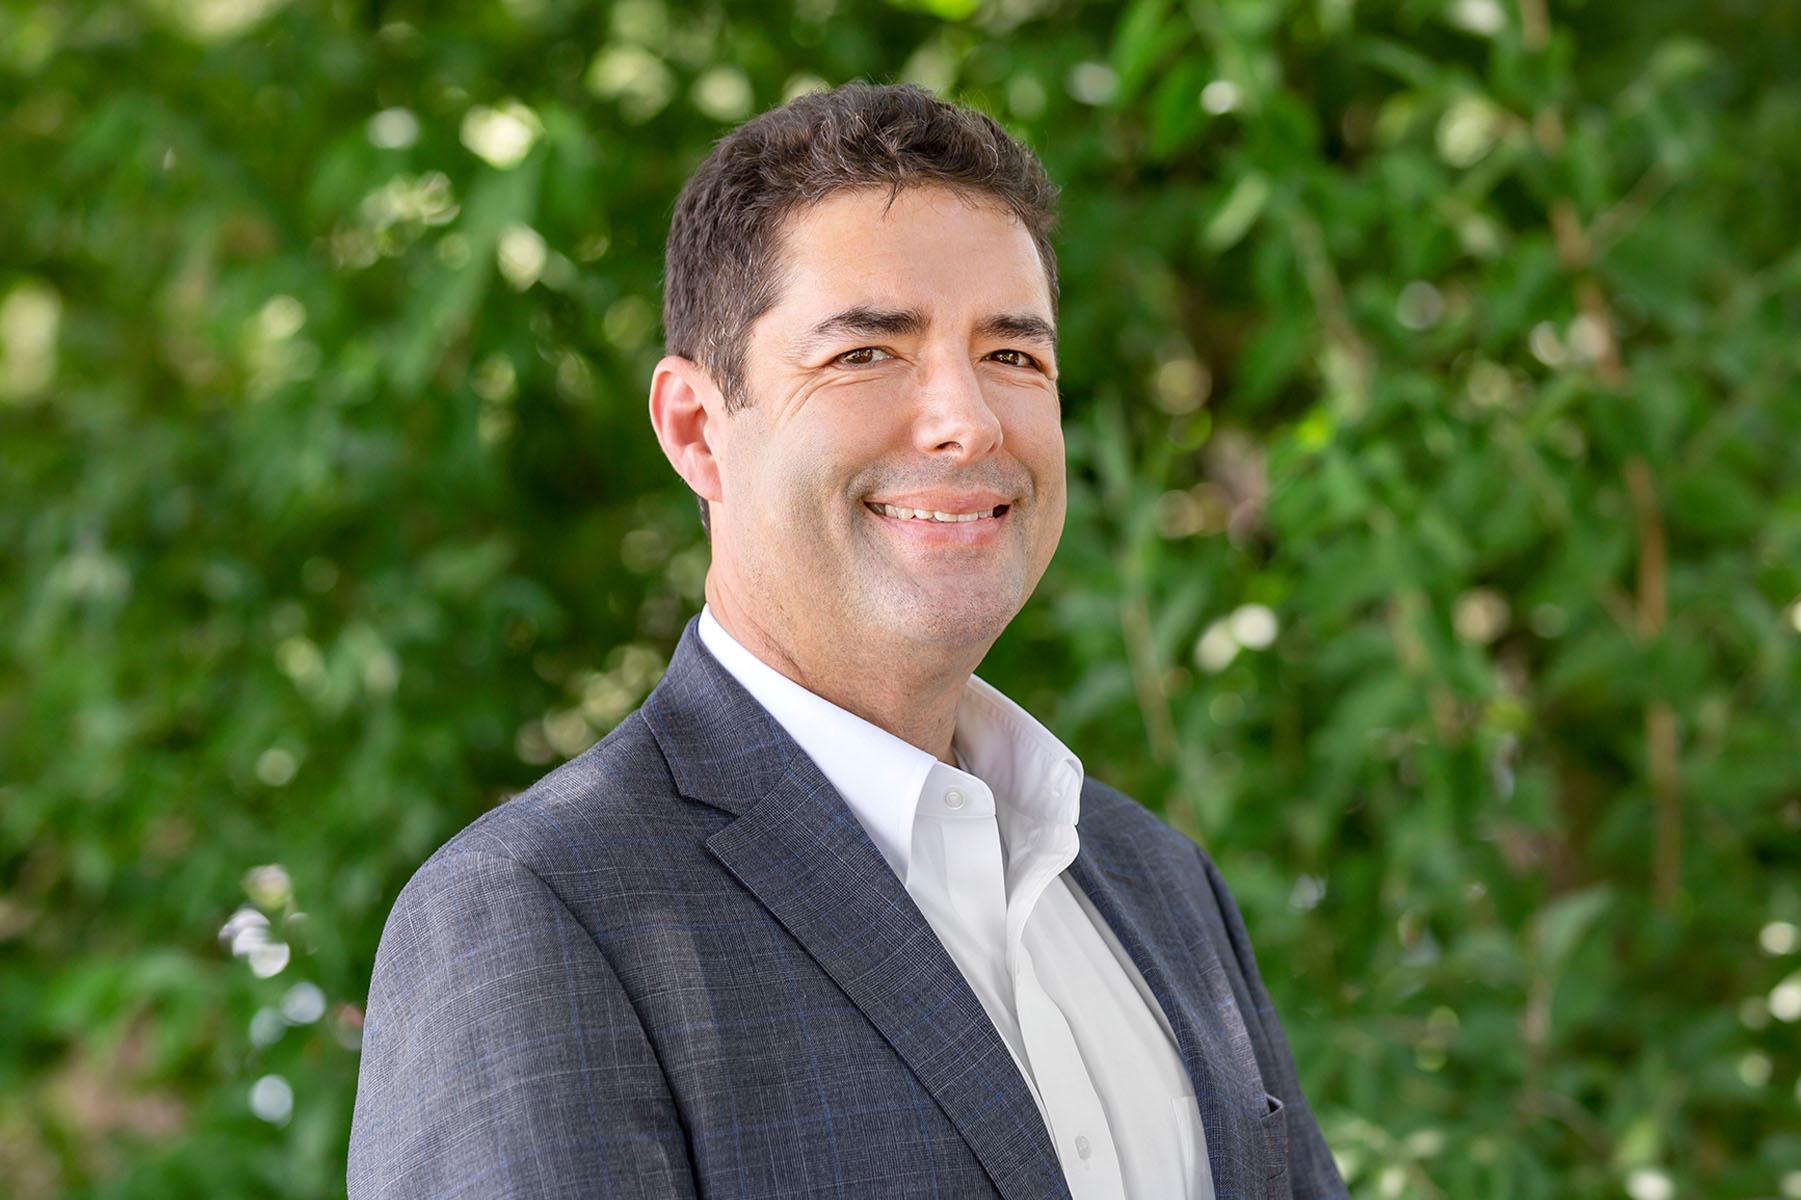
[705,184,1066,672]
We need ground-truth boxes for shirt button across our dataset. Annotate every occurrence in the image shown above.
[1074,1135,1092,1160]
[943,787,966,810]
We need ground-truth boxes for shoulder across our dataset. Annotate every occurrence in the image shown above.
[384,708,702,926]
[365,707,723,1006]
[1075,775,1252,956]
[448,710,665,845]
[1078,774,1214,871]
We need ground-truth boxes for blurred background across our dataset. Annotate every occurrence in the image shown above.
[4,0,1799,1196]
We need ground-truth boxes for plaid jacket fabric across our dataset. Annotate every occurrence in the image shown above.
[348,620,1346,1200]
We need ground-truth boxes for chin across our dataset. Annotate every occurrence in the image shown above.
[876,589,1023,652]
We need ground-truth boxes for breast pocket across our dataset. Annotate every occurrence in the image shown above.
[1262,1092,1292,1198]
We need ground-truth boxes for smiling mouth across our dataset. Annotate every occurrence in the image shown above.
[866,502,1009,523]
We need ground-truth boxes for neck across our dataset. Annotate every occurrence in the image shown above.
[706,590,982,765]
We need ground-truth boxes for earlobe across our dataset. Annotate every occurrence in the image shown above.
[648,356,725,504]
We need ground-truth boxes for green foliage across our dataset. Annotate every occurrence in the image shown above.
[3,0,1798,1196]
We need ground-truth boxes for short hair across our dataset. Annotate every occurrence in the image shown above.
[662,81,1060,411]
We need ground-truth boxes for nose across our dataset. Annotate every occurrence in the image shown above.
[912,356,1002,461]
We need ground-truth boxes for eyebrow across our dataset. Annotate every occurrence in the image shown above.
[978,313,1058,348]
[795,305,1058,357]
[801,305,927,350]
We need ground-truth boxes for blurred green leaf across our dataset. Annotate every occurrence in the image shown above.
[4,1,1798,1197]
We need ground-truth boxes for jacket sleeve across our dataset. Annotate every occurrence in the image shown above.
[348,849,696,1199]
[1197,845,1347,1200]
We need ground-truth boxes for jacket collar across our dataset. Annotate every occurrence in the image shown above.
[640,618,796,816]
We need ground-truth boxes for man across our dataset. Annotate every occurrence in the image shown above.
[350,83,1344,1200]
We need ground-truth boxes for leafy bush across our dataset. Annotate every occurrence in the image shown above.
[3,1,1797,1197]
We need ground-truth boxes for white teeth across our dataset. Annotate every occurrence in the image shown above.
[872,502,995,523]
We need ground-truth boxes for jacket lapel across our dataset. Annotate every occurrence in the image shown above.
[645,623,1068,1200]
[1067,829,1275,1200]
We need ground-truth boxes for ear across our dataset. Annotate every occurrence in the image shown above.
[648,356,727,505]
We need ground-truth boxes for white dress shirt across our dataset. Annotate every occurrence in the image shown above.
[698,610,1213,1199]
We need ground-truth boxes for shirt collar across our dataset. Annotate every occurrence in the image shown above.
[697,608,1085,879]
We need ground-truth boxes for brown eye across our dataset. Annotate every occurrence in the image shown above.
[837,347,891,365]
[988,349,1038,369]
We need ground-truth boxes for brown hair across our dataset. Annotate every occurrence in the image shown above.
[662,81,1060,411]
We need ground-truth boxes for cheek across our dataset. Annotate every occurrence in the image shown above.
[814,380,918,447]
[785,401,911,491]
[759,433,867,540]
[1006,399,1066,490]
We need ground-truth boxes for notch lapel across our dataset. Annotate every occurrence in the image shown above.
[645,623,1068,1200]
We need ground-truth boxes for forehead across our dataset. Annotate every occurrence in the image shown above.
[761,185,1054,323]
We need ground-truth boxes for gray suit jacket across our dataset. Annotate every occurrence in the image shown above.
[349,621,1346,1199]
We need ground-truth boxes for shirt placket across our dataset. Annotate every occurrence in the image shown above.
[1004,816,1127,1200]
[914,783,1040,1095]
[1011,943,1128,1200]
[935,786,1008,955]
